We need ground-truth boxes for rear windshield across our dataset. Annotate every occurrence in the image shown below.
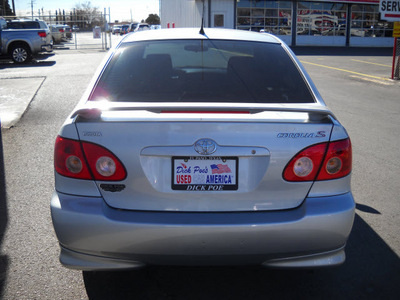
[7,21,40,29]
[90,39,315,103]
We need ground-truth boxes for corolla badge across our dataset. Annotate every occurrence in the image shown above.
[194,138,217,155]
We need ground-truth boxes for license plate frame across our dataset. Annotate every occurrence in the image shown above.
[172,156,238,191]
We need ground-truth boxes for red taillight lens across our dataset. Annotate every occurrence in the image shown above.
[283,143,327,182]
[54,136,126,181]
[283,138,352,182]
[161,111,250,114]
[38,31,47,38]
[317,139,352,180]
[82,142,127,181]
[55,136,92,179]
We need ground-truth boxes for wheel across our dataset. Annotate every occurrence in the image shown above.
[10,44,31,64]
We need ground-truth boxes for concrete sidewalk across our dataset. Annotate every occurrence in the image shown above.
[0,77,45,129]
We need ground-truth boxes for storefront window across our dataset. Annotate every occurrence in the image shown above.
[351,5,393,37]
[237,0,292,35]
[235,1,394,46]
[297,2,347,36]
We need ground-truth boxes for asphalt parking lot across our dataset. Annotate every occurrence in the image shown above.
[0,33,399,299]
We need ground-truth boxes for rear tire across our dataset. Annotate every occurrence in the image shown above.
[10,44,32,64]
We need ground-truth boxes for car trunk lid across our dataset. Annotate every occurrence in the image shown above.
[75,108,333,212]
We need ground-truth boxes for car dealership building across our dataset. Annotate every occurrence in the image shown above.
[160,0,395,46]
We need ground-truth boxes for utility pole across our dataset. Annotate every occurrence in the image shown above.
[104,7,107,50]
[108,7,112,48]
[30,0,36,20]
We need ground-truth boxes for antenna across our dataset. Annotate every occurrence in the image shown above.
[199,0,205,35]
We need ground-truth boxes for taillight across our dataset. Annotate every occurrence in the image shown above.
[54,136,92,179]
[317,139,352,181]
[81,142,127,181]
[283,138,351,182]
[54,136,126,181]
[38,31,47,38]
[283,143,327,182]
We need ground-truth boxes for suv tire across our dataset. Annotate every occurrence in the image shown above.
[10,44,32,64]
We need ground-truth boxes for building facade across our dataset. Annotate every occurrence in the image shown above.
[160,0,395,47]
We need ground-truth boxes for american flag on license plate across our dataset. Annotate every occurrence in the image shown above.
[211,164,232,174]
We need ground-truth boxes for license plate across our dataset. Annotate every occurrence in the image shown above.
[172,157,238,191]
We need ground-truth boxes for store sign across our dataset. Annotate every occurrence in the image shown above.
[308,0,379,3]
[380,0,400,21]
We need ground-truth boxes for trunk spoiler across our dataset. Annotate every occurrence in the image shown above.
[71,102,336,121]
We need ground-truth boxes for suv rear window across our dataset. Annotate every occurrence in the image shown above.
[90,40,315,104]
[7,21,40,29]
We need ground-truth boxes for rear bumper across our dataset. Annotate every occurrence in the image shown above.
[51,191,355,270]
[41,44,53,52]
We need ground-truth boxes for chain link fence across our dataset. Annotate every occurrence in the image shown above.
[10,12,112,50]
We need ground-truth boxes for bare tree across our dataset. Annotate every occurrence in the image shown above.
[74,1,101,26]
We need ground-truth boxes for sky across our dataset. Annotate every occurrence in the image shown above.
[15,0,160,23]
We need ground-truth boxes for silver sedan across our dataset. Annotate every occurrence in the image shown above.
[51,28,354,270]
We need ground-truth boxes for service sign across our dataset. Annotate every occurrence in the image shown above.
[172,157,238,191]
[380,0,400,21]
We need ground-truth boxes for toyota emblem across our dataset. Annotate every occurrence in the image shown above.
[194,139,217,155]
